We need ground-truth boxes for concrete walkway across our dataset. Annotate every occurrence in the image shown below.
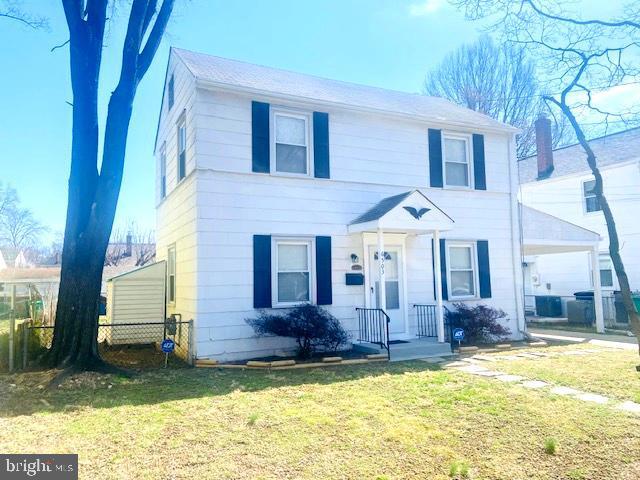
[528,328,637,351]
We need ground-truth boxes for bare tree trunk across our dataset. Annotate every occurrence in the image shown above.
[47,0,174,371]
[552,100,640,360]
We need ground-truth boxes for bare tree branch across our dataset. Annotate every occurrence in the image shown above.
[0,1,48,29]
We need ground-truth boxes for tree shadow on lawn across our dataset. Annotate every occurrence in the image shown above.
[0,360,446,417]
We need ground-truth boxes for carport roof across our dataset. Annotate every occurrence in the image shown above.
[521,204,601,255]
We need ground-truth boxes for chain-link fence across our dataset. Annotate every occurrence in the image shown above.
[19,320,193,370]
[1,280,57,372]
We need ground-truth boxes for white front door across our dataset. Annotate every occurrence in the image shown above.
[368,245,406,336]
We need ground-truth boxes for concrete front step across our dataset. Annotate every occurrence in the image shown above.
[353,339,453,362]
[390,343,453,361]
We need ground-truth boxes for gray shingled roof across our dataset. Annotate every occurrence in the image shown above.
[173,48,517,133]
[521,204,600,242]
[350,192,413,225]
[519,127,640,183]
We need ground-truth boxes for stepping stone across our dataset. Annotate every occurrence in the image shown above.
[471,370,504,377]
[496,374,524,382]
[576,393,609,404]
[420,356,446,364]
[472,355,497,362]
[516,353,539,359]
[562,351,589,356]
[617,401,640,414]
[443,361,468,368]
[521,380,549,389]
[499,355,521,361]
[550,386,582,396]
[460,357,482,363]
[526,352,548,357]
[456,364,489,374]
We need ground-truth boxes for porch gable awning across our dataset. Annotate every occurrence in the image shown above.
[348,190,454,234]
[521,204,601,255]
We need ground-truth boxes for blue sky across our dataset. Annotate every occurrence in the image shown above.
[0,0,632,242]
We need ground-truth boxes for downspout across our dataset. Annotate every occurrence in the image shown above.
[507,133,527,338]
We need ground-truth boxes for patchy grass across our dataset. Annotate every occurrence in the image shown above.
[544,437,557,455]
[490,344,640,403]
[1,357,640,479]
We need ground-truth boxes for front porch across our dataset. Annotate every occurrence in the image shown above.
[347,190,456,360]
[353,304,455,360]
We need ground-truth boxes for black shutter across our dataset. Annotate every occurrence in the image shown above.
[313,112,330,179]
[316,236,332,305]
[252,101,270,173]
[429,129,443,188]
[473,133,487,190]
[253,235,272,308]
[439,238,449,301]
[477,240,492,298]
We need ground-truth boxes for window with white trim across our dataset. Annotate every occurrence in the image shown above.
[160,142,167,199]
[177,116,186,181]
[599,255,614,288]
[167,245,176,304]
[443,134,471,187]
[447,242,478,298]
[272,111,310,175]
[273,238,314,306]
[583,179,601,213]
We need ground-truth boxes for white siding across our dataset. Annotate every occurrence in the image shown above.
[155,53,198,204]
[520,161,640,297]
[193,89,512,192]
[156,66,522,362]
[155,172,199,356]
[105,262,166,345]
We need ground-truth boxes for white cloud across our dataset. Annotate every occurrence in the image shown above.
[408,0,446,16]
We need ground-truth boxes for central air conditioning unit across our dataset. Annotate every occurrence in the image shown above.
[534,295,562,317]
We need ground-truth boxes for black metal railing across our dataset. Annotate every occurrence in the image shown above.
[355,307,390,360]
[413,304,438,338]
[414,304,456,352]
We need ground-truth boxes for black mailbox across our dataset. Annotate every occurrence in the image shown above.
[345,273,364,286]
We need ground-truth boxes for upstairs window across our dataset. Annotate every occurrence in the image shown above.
[273,238,313,306]
[177,116,186,181]
[273,111,310,175]
[443,135,471,188]
[447,242,478,299]
[583,179,601,213]
[167,245,176,304]
[160,143,167,199]
[168,74,175,110]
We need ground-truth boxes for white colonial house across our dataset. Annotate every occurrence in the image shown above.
[519,121,640,328]
[154,47,531,362]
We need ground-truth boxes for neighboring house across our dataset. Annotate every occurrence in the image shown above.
[105,234,156,268]
[519,120,640,324]
[0,247,34,270]
[154,48,529,362]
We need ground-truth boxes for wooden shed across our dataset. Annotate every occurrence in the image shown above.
[104,261,166,345]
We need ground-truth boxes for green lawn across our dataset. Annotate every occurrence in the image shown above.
[1,353,640,479]
[488,344,640,403]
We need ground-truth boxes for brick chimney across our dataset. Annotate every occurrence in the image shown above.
[535,116,554,179]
